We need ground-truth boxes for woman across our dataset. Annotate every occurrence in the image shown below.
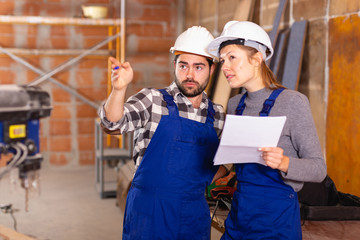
[207,21,327,239]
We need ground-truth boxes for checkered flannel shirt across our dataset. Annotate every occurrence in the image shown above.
[99,81,225,168]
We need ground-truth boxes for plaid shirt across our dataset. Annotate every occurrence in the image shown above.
[99,81,225,168]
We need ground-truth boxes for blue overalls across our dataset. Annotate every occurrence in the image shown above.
[221,88,302,240]
[122,89,219,240]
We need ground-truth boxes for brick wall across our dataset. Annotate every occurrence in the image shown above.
[0,0,178,167]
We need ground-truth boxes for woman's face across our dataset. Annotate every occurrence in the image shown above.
[219,44,263,91]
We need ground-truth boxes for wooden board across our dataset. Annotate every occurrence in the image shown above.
[281,20,307,90]
[326,13,360,196]
[270,28,290,81]
[116,159,135,212]
[211,0,255,109]
[267,0,288,66]
[0,224,37,240]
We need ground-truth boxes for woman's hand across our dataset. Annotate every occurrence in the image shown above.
[109,56,134,91]
[259,147,289,173]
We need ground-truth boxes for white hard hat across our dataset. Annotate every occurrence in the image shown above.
[207,21,273,61]
[170,26,215,60]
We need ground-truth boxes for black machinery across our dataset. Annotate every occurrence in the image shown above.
[0,85,51,209]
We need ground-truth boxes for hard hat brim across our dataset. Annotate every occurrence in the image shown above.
[207,36,241,58]
[207,35,273,61]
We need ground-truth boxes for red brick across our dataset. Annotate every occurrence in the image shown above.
[78,135,95,151]
[83,37,110,50]
[0,25,13,35]
[50,136,72,152]
[132,0,173,5]
[128,6,172,22]
[127,53,169,64]
[77,118,96,134]
[128,23,168,38]
[76,103,98,118]
[50,57,72,67]
[83,0,109,3]
[76,86,108,102]
[52,71,71,85]
[49,119,71,135]
[49,153,69,166]
[143,23,166,37]
[75,71,95,86]
[0,1,14,15]
[131,70,145,85]
[27,70,41,84]
[78,58,108,69]
[51,104,72,119]
[52,87,71,102]
[27,25,39,36]
[0,70,15,84]
[45,5,68,17]
[79,151,95,165]
[23,57,41,67]
[47,0,67,2]
[138,38,173,53]
[75,26,109,36]
[0,36,15,48]
[51,37,71,49]
[39,136,48,152]
[153,71,172,85]
[50,26,67,37]
[0,57,13,67]
[22,3,41,16]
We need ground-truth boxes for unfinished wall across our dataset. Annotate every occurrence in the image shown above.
[0,0,178,167]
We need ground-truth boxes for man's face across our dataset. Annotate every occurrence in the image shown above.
[174,53,213,98]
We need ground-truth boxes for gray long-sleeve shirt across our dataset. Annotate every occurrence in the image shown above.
[227,87,327,192]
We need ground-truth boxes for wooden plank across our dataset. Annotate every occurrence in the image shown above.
[268,0,288,50]
[211,0,255,109]
[281,20,307,90]
[116,160,135,212]
[0,224,37,240]
[269,28,290,81]
[326,14,360,197]
[267,0,288,66]
[233,0,256,21]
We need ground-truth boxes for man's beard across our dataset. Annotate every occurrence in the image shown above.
[175,76,209,98]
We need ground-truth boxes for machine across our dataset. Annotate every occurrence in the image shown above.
[0,84,52,206]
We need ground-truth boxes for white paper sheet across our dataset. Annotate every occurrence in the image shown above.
[213,115,287,166]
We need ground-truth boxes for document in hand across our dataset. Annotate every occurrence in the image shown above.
[213,115,287,166]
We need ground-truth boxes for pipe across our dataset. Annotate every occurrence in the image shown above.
[28,31,121,87]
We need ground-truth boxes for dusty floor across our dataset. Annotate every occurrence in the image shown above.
[0,166,223,240]
[2,166,359,240]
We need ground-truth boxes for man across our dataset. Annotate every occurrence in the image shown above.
[99,26,225,240]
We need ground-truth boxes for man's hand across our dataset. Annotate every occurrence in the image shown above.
[103,57,133,122]
[109,57,134,91]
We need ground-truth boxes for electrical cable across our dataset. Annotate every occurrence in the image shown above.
[0,144,21,180]
[0,142,28,180]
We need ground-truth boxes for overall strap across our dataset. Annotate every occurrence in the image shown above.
[259,88,285,116]
[236,88,285,116]
[235,92,248,115]
[206,99,215,125]
[159,89,179,116]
